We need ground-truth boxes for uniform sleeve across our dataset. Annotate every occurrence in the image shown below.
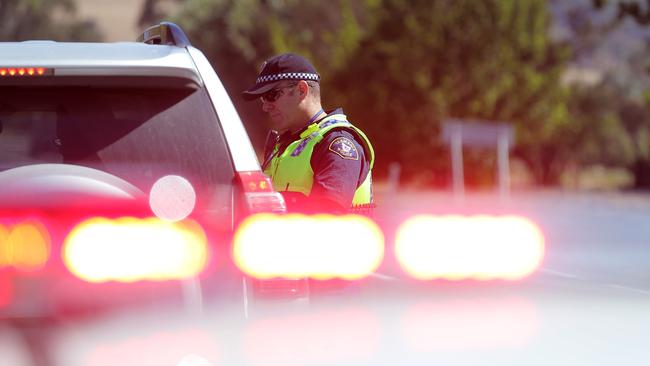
[310,129,367,212]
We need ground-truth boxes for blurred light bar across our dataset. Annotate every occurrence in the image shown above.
[0,221,51,271]
[395,215,544,280]
[63,217,208,283]
[233,213,384,280]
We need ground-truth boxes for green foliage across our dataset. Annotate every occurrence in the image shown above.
[552,71,650,188]
[563,0,650,188]
[615,81,650,188]
[0,0,102,41]
[333,0,571,185]
[592,0,650,25]
[567,83,635,165]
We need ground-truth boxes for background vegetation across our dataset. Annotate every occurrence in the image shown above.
[0,0,101,41]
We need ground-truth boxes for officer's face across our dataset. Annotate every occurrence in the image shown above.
[261,82,301,132]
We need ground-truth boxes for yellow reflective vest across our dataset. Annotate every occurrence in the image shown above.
[264,113,375,207]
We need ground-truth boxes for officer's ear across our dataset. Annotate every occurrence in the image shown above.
[297,80,309,100]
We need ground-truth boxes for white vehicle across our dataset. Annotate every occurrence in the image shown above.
[0,22,287,321]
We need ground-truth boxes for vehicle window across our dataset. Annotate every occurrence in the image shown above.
[0,86,234,223]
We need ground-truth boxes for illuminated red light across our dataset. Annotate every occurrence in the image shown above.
[233,213,384,280]
[395,215,545,280]
[63,217,209,283]
[239,171,274,192]
[238,171,286,213]
[0,67,49,77]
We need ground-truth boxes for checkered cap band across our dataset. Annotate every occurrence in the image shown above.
[257,72,319,84]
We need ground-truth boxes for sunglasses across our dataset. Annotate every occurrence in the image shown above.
[260,82,298,103]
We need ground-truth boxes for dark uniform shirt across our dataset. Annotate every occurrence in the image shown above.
[263,108,371,213]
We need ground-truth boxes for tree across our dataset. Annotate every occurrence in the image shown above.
[565,81,635,166]
[333,0,571,185]
[593,0,650,25]
[562,0,650,188]
[0,0,102,41]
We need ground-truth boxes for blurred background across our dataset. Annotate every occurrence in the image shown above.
[3,3,650,365]
[2,0,650,192]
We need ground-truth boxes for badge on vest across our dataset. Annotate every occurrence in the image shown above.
[328,137,359,160]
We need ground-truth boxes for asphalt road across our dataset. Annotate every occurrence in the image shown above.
[373,190,650,292]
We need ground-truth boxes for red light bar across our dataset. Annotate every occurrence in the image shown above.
[0,67,51,77]
[395,215,545,281]
[63,217,208,283]
[233,213,384,280]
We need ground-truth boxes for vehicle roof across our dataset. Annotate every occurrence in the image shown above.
[0,42,199,79]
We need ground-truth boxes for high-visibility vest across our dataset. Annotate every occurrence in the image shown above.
[264,113,375,206]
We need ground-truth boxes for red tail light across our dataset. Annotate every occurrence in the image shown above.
[63,217,208,283]
[395,215,544,281]
[238,172,286,213]
[233,213,384,280]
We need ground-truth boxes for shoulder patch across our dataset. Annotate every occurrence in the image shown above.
[328,137,359,160]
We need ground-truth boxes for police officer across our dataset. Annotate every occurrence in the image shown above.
[242,53,374,214]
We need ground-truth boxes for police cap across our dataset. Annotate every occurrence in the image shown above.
[242,53,320,101]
